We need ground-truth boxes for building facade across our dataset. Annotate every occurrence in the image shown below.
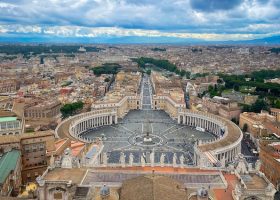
[24,100,61,120]
[0,131,56,186]
[0,111,24,136]
[0,149,21,197]
[20,131,56,184]
[259,141,280,190]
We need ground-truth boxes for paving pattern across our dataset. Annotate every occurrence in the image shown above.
[82,110,215,165]
[82,75,215,165]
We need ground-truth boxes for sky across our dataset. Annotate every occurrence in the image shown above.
[0,0,280,42]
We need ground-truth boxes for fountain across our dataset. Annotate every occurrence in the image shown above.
[144,132,152,142]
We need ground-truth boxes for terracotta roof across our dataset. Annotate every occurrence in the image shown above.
[0,110,17,117]
[120,175,187,200]
[71,141,85,157]
[11,102,25,117]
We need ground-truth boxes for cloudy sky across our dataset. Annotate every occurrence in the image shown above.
[0,0,279,42]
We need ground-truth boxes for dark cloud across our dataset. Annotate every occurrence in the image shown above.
[190,0,243,12]
[0,0,279,38]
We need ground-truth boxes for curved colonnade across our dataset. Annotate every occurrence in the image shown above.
[56,108,242,167]
[55,109,117,143]
[178,109,243,167]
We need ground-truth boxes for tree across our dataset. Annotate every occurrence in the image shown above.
[146,69,151,75]
[243,123,248,132]
[251,98,269,113]
[231,118,238,124]
[242,98,269,113]
[91,63,121,76]
[104,77,110,82]
[132,57,177,74]
[60,101,84,118]
[233,84,240,91]
[185,71,191,79]
[179,70,186,77]
[217,78,224,84]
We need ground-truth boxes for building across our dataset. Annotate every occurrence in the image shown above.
[0,131,56,185]
[239,111,280,145]
[0,96,13,110]
[259,141,280,190]
[0,110,24,136]
[20,131,56,183]
[189,75,219,95]
[92,71,142,118]
[264,78,280,84]
[35,154,276,200]
[271,108,280,122]
[244,95,258,105]
[200,96,241,121]
[218,101,241,121]
[0,149,21,197]
[0,79,19,94]
[24,100,61,121]
[151,72,186,119]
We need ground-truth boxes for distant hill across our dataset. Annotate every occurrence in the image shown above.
[0,34,279,45]
[220,35,280,45]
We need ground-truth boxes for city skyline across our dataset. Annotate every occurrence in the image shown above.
[0,0,280,43]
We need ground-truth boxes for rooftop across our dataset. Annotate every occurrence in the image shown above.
[0,116,18,123]
[240,174,268,190]
[0,149,21,184]
[0,110,17,118]
[44,168,87,184]
[198,112,242,152]
[120,175,187,200]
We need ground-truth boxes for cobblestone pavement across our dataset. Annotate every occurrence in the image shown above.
[82,110,215,165]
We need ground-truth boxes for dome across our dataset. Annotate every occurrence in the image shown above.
[100,184,110,197]
[197,187,208,197]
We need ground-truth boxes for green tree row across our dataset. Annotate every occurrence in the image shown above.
[60,101,84,118]
[220,72,280,97]
[242,98,269,113]
[0,45,103,57]
[208,85,225,98]
[91,63,121,76]
[151,48,166,52]
[132,57,191,78]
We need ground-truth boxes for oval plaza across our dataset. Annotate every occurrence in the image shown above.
[56,71,242,168]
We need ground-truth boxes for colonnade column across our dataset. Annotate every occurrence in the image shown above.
[183,116,186,124]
